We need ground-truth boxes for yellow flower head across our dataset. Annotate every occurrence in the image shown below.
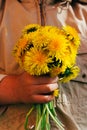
[32,31,49,48]
[53,89,59,97]
[60,66,80,83]
[63,25,80,48]
[48,35,68,60]
[13,24,80,82]
[23,48,52,75]
[22,24,41,35]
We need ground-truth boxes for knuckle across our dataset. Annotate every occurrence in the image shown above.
[47,83,58,91]
[46,85,52,91]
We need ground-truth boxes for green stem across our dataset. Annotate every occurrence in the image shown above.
[24,106,34,130]
[35,105,46,130]
[35,105,42,130]
[46,104,65,130]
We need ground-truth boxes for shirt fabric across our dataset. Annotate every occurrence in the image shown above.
[0,0,87,130]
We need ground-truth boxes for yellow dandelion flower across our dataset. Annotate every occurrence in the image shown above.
[48,35,68,59]
[22,24,41,34]
[18,35,29,49]
[62,51,76,67]
[60,66,80,83]
[53,89,59,97]
[23,48,52,75]
[13,34,33,61]
[32,31,49,48]
[42,25,60,35]
[63,26,80,47]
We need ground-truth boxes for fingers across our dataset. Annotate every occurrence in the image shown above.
[20,72,59,104]
[29,95,54,103]
[21,83,58,104]
[32,76,58,85]
[27,83,58,103]
[36,83,58,94]
[23,72,58,85]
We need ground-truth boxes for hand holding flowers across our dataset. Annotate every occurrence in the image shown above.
[13,24,80,130]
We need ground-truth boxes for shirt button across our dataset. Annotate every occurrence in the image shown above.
[82,73,86,78]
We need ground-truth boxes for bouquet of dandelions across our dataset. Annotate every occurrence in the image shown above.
[13,24,80,130]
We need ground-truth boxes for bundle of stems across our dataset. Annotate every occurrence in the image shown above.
[24,100,64,130]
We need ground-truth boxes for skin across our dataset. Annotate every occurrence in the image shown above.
[0,72,58,104]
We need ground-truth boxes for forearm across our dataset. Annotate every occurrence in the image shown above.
[0,75,20,104]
